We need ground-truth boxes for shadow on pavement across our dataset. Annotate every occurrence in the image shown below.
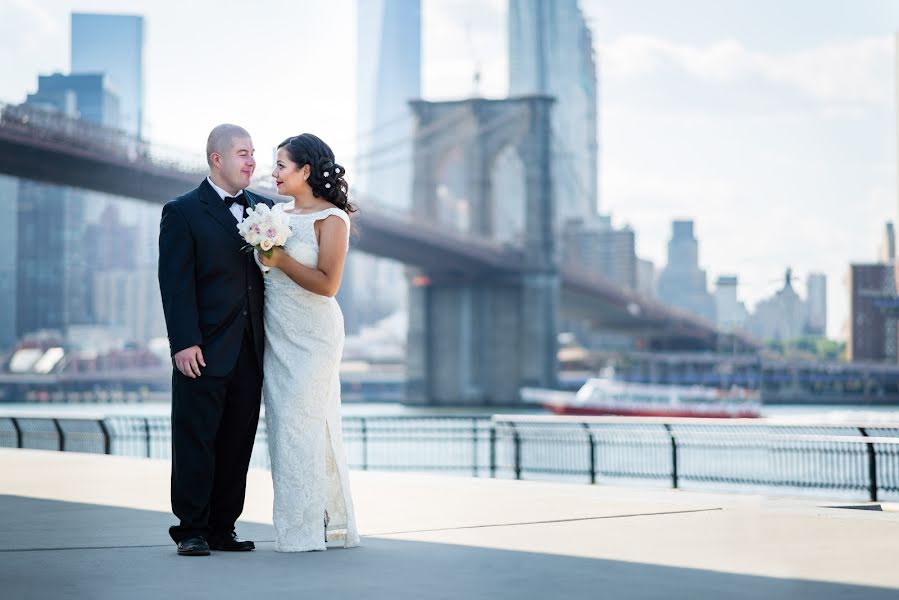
[1,495,895,600]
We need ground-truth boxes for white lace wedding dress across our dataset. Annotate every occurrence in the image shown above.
[262,204,360,552]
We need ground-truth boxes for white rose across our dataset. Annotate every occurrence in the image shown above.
[260,239,273,251]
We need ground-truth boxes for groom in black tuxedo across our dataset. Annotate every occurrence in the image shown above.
[158,124,272,556]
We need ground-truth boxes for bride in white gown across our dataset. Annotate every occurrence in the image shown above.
[257,133,360,552]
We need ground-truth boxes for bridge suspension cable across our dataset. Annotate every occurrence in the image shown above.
[350,105,471,167]
[338,109,417,147]
[352,106,530,177]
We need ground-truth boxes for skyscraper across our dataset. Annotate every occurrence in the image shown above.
[348,1,421,334]
[714,276,748,332]
[509,0,599,222]
[93,267,166,344]
[16,181,89,338]
[15,72,123,340]
[636,258,656,298]
[0,176,17,351]
[848,264,895,362]
[71,13,144,137]
[657,220,716,323]
[804,272,827,337]
[561,216,636,290]
[84,205,137,272]
[746,269,805,342]
[26,73,120,127]
[355,0,421,207]
[880,222,895,264]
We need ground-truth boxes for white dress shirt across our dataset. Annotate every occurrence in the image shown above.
[207,176,246,223]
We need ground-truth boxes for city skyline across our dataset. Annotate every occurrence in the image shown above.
[6,14,166,351]
[3,0,898,339]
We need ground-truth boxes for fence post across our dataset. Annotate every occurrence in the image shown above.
[361,418,368,471]
[859,428,878,502]
[472,418,479,478]
[582,423,596,485]
[144,418,152,458]
[489,424,497,479]
[663,423,678,489]
[52,418,65,452]
[11,417,22,449]
[97,419,111,455]
[511,423,522,481]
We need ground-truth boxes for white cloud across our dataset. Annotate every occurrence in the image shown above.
[598,32,895,338]
[0,0,62,41]
[602,34,894,104]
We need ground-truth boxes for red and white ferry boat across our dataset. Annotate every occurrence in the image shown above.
[522,378,762,419]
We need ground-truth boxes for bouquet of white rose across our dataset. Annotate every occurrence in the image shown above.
[236,204,293,273]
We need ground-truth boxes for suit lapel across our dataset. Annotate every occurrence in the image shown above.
[199,179,245,243]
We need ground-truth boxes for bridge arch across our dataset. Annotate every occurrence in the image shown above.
[490,143,526,245]
[406,96,559,405]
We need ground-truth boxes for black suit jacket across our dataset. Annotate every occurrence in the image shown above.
[158,179,273,377]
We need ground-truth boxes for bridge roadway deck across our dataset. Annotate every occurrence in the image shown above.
[1,449,898,599]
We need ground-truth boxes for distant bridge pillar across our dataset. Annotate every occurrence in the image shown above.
[405,96,558,405]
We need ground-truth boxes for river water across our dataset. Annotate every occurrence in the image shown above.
[1,401,899,422]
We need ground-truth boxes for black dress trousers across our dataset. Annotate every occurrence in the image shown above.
[168,322,262,543]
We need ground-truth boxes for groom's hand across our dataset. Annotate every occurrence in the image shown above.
[174,345,205,378]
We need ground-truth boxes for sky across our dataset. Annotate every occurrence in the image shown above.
[2,0,898,339]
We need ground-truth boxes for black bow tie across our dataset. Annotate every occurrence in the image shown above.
[224,194,248,208]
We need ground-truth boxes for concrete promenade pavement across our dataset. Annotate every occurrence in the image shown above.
[1,449,898,599]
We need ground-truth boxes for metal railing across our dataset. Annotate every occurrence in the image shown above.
[0,100,207,174]
[490,415,899,501]
[2,414,898,501]
[0,415,494,476]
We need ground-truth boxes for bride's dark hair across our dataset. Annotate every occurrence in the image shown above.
[278,133,356,214]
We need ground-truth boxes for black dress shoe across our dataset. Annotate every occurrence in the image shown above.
[177,536,210,556]
[207,531,255,552]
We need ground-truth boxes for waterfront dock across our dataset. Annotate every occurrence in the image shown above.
[2,448,898,599]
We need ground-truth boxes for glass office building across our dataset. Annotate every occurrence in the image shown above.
[26,73,120,127]
[509,0,599,223]
[71,13,144,137]
[355,0,421,208]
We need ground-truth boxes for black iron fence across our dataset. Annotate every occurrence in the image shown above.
[2,414,898,501]
[490,416,899,501]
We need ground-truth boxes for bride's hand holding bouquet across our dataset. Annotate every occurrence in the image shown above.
[237,204,292,273]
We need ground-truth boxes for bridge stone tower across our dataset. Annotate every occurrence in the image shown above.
[406,96,559,405]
